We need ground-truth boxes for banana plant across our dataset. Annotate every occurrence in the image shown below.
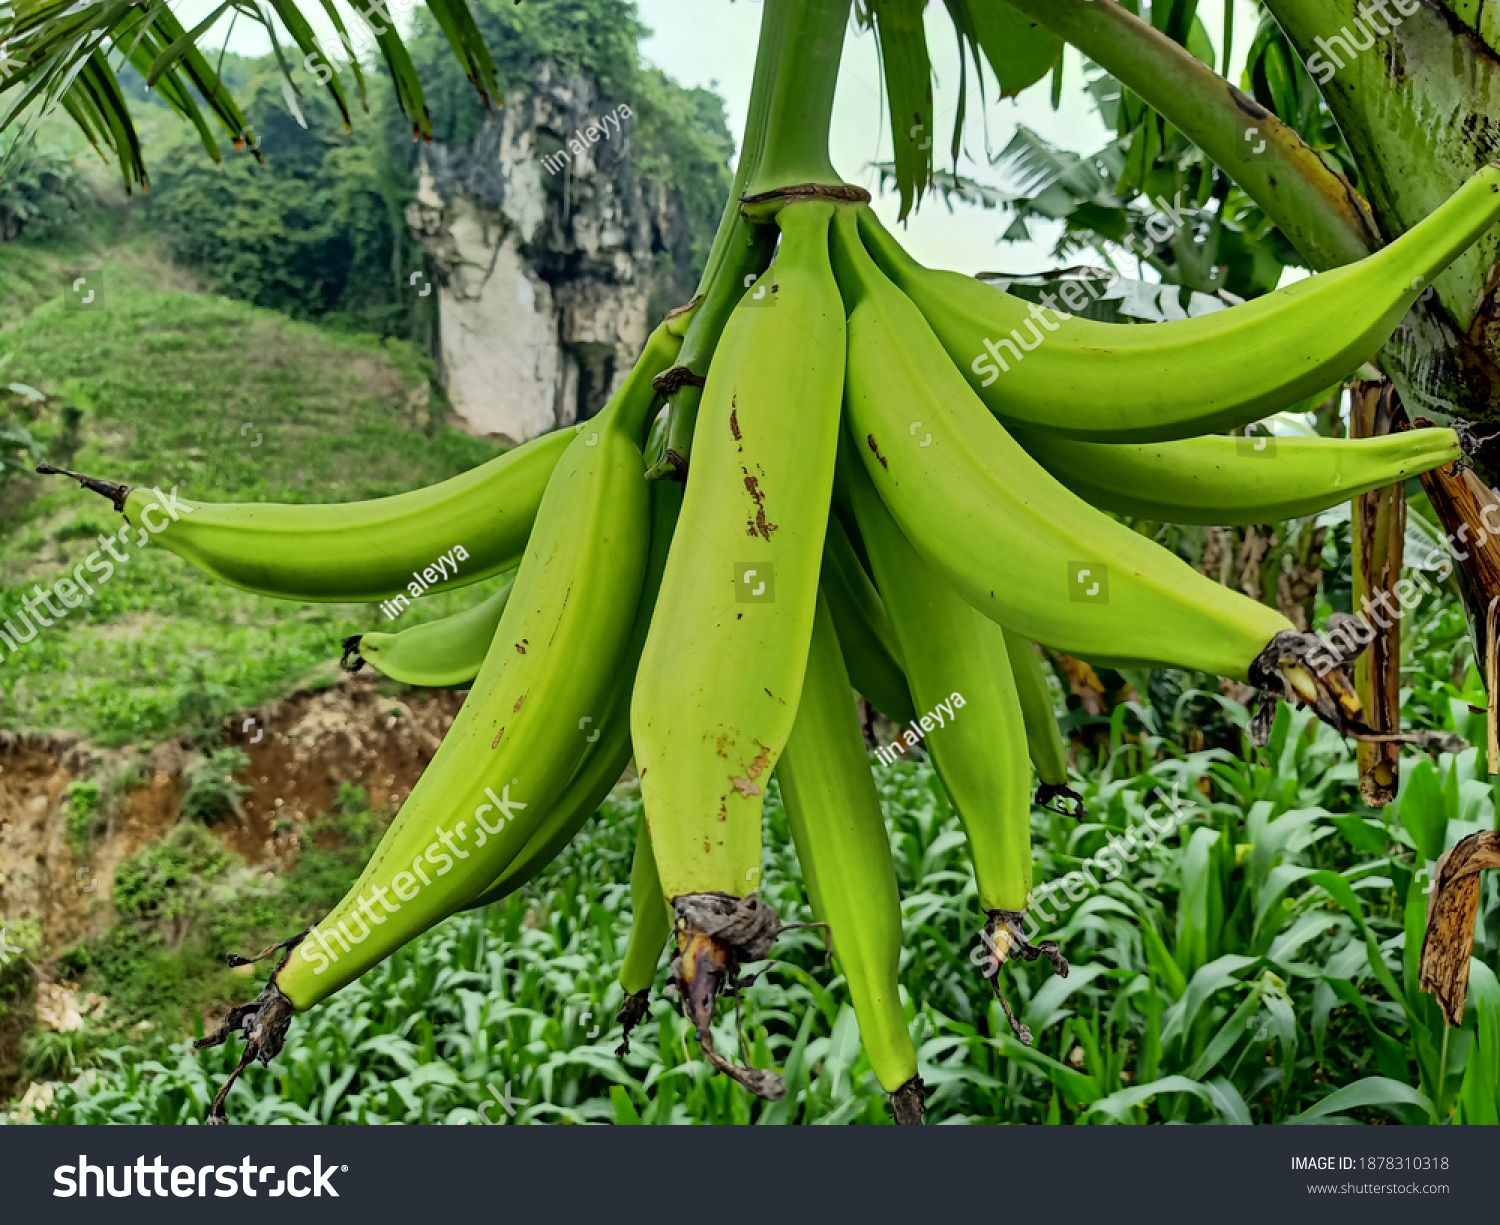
[8,0,1500,1122]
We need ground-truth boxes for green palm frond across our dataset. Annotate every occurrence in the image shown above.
[0,0,501,190]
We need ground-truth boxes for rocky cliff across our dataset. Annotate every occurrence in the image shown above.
[407,64,701,444]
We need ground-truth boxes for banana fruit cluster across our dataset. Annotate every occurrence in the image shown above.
[46,162,1500,1125]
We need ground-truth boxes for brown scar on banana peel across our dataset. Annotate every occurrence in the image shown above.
[981,910,1068,1047]
[669,893,786,1101]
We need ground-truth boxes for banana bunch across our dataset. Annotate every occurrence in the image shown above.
[46,159,1500,1126]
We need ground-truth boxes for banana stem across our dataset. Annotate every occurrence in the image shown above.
[648,219,779,479]
[742,0,852,196]
[35,464,131,512]
[686,0,777,297]
[649,0,853,478]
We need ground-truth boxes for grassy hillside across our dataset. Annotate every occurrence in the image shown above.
[0,239,512,745]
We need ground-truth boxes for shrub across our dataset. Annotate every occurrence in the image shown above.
[181,748,251,824]
[112,824,230,922]
[63,780,99,855]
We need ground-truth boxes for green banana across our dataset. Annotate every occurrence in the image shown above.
[631,199,846,1100]
[857,164,1500,441]
[1013,426,1461,525]
[40,332,684,605]
[821,510,917,727]
[461,481,685,913]
[615,812,672,1055]
[193,324,667,1111]
[845,437,1065,1042]
[832,207,1311,686]
[1002,629,1085,819]
[347,578,515,689]
[41,429,567,602]
[776,589,922,1122]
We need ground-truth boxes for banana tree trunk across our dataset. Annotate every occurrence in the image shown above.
[1350,379,1404,804]
[1261,0,1500,421]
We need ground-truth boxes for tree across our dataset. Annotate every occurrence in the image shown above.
[9,0,1498,1121]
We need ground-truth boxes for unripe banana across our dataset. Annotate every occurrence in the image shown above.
[831,207,1296,683]
[843,447,1030,914]
[847,449,1069,1044]
[231,327,665,1049]
[616,812,672,1054]
[631,199,846,1101]
[1013,426,1460,525]
[858,164,1500,441]
[1002,630,1085,818]
[821,511,917,727]
[776,589,921,1121]
[41,330,684,605]
[348,578,515,689]
[43,430,565,602]
[462,481,684,913]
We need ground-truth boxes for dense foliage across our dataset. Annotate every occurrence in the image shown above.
[134,0,732,342]
[139,62,432,342]
[19,656,1500,1123]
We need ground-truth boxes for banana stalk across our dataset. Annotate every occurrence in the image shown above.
[1350,380,1405,805]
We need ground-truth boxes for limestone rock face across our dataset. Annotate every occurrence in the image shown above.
[407,64,697,444]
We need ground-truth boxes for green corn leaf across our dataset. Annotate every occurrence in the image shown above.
[1285,1076,1435,1124]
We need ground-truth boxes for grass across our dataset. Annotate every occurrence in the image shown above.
[0,255,514,744]
[19,657,1500,1123]
[3,190,1498,1126]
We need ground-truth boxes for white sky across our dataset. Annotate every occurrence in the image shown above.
[635,0,1265,275]
[176,0,1265,275]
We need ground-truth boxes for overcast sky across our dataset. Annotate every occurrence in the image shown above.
[176,0,1265,275]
